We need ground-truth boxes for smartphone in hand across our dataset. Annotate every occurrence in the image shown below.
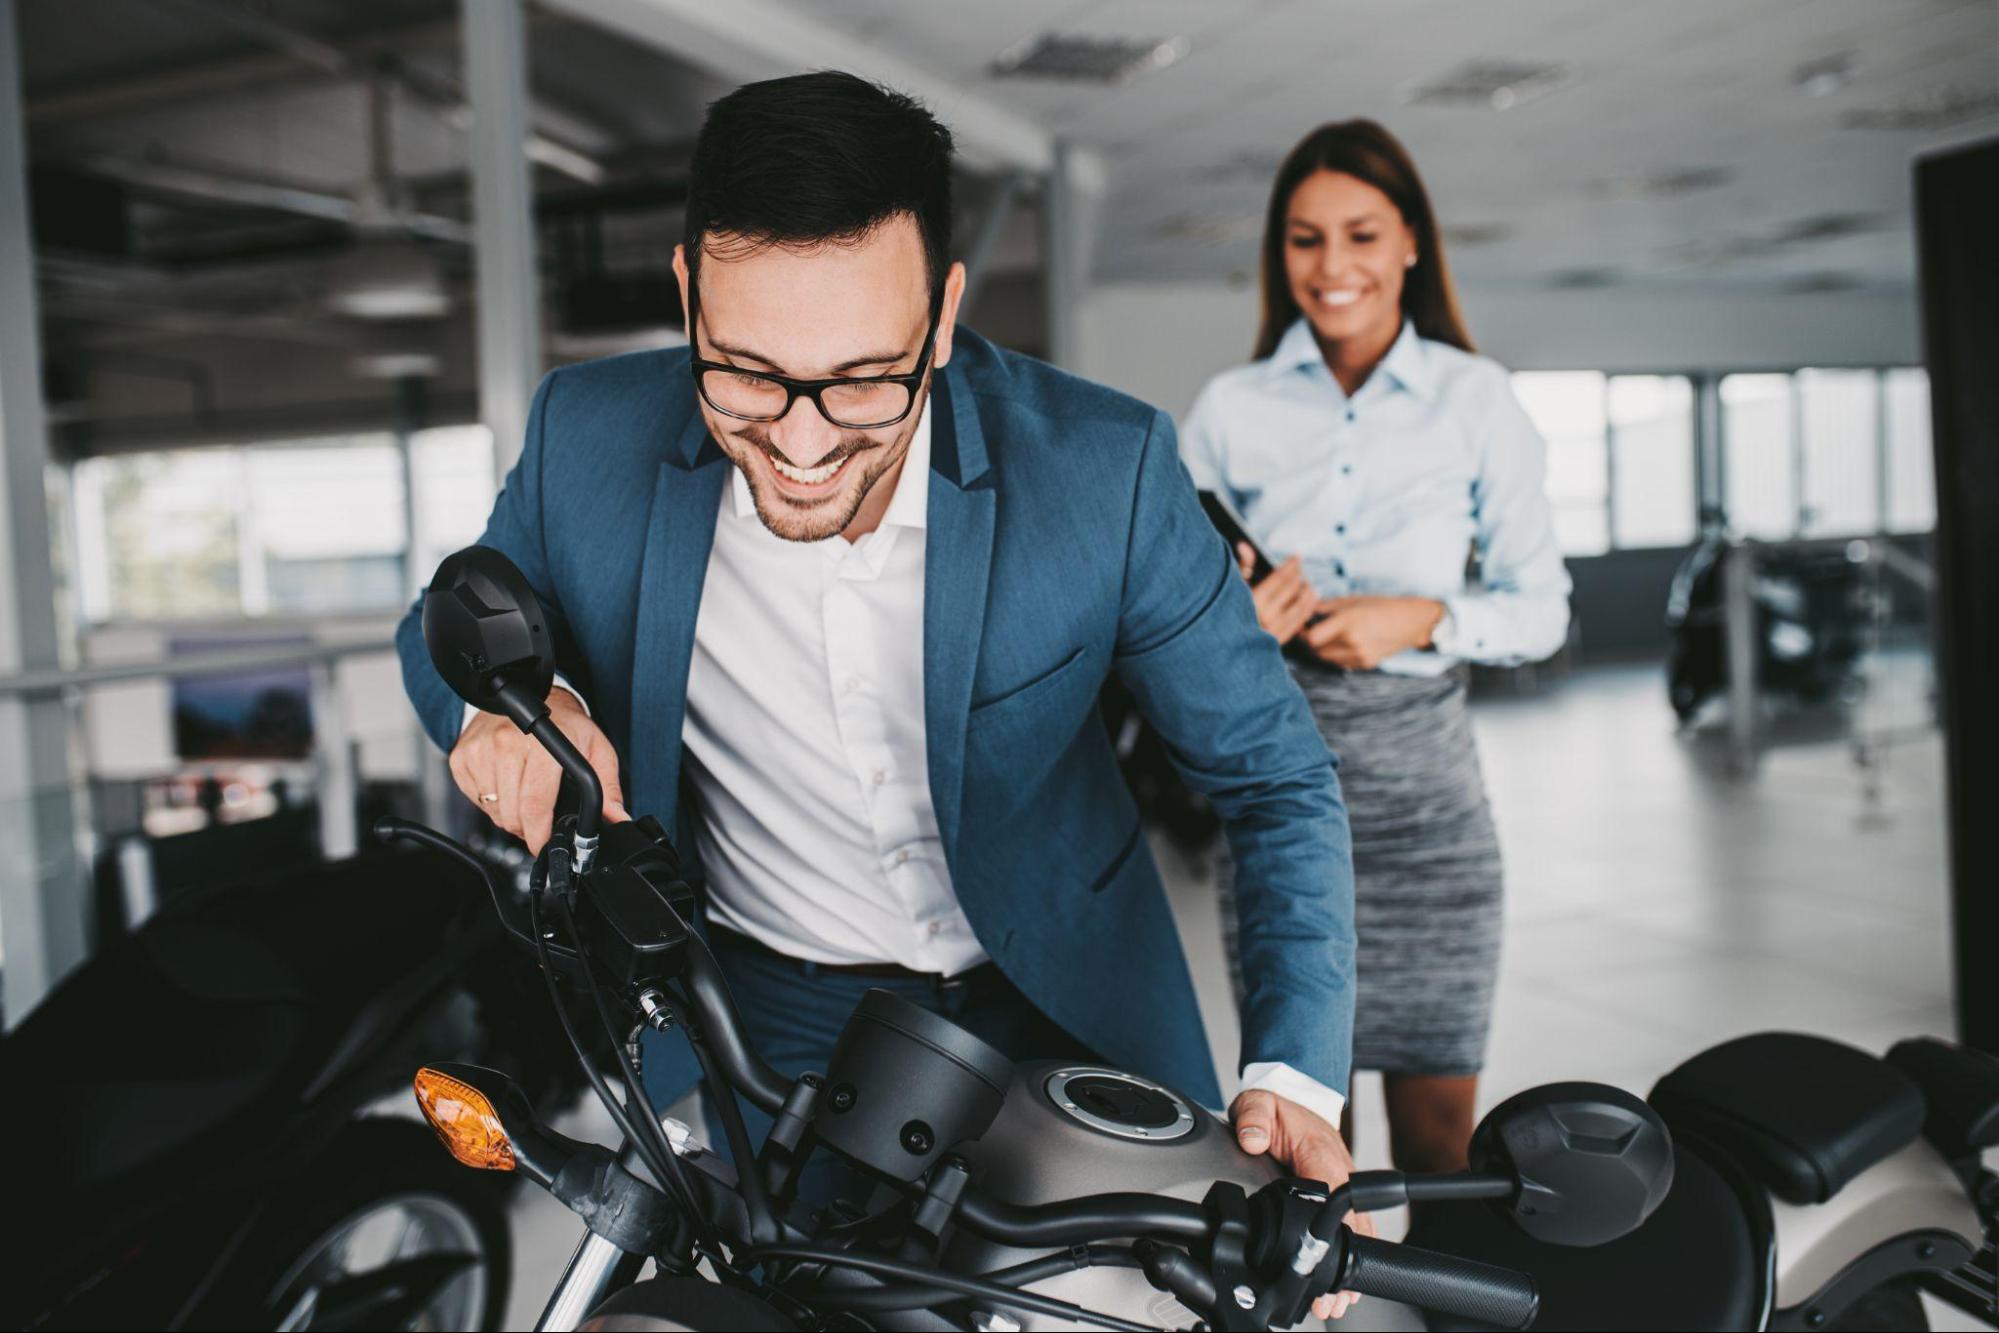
[1198,491,1275,582]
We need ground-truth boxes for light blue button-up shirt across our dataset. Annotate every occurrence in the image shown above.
[1180,318,1571,675]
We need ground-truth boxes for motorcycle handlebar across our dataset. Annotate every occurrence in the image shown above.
[954,1190,1211,1247]
[680,929,792,1114]
[1338,1234,1539,1331]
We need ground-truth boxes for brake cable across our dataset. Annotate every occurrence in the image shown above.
[524,881,694,1225]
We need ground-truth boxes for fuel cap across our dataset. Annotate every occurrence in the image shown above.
[1046,1067,1197,1142]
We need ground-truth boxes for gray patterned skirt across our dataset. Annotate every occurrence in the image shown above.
[1221,664,1503,1076]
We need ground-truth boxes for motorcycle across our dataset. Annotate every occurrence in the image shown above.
[0,832,590,1331]
[1665,530,1871,725]
[381,543,1997,1332]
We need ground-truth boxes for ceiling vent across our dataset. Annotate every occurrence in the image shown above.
[1403,61,1567,111]
[1772,211,1885,243]
[1784,272,1863,295]
[1549,267,1622,289]
[1442,222,1511,247]
[990,33,1190,85]
[1590,166,1734,199]
[1843,89,1999,131]
[1150,212,1262,246]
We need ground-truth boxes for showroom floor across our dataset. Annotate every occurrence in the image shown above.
[500,661,1966,1329]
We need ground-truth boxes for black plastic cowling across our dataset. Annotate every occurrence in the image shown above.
[1339,1235,1539,1331]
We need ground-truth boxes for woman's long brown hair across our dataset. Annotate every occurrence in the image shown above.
[1253,119,1474,360]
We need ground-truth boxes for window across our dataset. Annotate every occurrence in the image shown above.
[73,450,247,622]
[244,440,408,615]
[1797,369,1880,538]
[1511,371,1609,556]
[409,424,497,589]
[1883,369,1935,533]
[1720,374,1798,540]
[73,434,433,623]
[1607,375,1696,548]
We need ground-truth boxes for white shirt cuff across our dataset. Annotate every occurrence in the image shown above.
[459,674,589,734]
[1240,1061,1347,1130]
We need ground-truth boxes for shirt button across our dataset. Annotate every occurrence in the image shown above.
[844,675,865,694]
[1341,464,1353,476]
[1334,562,1346,577]
[1345,409,1356,423]
[871,768,886,787]
[1335,523,1346,535]
[894,849,911,866]
[927,921,943,936]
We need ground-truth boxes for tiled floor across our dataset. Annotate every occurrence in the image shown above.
[1167,659,1955,1173]
[502,662,1971,1329]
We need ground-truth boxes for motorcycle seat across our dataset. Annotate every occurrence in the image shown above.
[3,921,311,1196]
[1408,1139,1762,1331]
[1649,1032,1926,1205]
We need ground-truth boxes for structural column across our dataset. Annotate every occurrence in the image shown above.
[1041,140,1087,370]
[460,0,541,480]
[0,0,88,1026]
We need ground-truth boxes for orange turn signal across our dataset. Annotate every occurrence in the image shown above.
[413,1066,516,1172]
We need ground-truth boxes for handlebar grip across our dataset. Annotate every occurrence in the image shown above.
[1339,1234,1538,1330]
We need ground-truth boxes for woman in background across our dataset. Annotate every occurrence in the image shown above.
[1182,119,1571,1172]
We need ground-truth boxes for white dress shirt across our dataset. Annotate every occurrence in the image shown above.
[680,407,986,973]
[1182,318,1571,672]
[483,402,1345,1124]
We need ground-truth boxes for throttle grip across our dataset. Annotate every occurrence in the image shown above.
[1338,1234,1538,1330]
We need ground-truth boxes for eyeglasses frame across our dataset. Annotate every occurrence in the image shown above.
[685,278,945,431]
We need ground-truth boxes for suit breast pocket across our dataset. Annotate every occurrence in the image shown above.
[967,646,1089,730]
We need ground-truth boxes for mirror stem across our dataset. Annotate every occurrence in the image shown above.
[491,676,604,872]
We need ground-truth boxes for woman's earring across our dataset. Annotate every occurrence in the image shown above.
[1405,254,1418,269]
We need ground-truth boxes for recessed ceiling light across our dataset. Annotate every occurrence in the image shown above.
[1794,53,1858,98]
[1402,61,1567,112]
[990,33,1191,85]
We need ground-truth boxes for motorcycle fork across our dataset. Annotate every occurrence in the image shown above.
[536,1231,645,1333]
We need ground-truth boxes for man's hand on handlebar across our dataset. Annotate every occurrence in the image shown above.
[450,686,630,853]
[1231,1088,1376,1321]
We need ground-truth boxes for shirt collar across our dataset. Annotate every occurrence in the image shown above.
[1375,319,1435,401]
[729,398,932,532]
[1262,316,1436,403]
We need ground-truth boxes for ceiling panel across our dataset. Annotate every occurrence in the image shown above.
[770,0,1997,290]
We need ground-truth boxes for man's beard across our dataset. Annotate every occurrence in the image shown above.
[729,419,913,543]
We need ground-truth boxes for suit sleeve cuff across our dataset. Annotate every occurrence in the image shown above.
[1240,1061,1347,1129]
[459,675,589,735]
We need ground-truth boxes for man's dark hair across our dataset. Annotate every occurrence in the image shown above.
[684,71,955,304]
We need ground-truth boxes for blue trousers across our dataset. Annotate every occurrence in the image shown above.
[639,927,1091,1207]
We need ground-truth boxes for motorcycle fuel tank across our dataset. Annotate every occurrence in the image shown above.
[948,1060,1417,1331]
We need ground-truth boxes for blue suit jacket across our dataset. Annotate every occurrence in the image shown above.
[396,329,1355,1104]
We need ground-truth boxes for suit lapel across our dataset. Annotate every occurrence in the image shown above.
[630,411,728,829]
[924,363,996,859]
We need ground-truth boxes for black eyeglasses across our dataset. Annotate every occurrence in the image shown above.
[687,283,942,431]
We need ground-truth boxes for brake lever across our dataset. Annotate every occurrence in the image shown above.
[371,817,589,975]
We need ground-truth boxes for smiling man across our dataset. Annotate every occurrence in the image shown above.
[396,71,1363,1312]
